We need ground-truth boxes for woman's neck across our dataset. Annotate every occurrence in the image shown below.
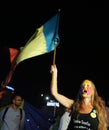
[82,97,92,105]
[78,98,93,113]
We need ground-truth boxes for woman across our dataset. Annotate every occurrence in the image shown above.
[50,64,108,130]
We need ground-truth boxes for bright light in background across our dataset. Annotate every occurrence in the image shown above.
[40,93,60,107]
[40,92,60,117]
[45,96,50,101]
[6,85,15,91]
[41,93,50,101]
[47,100,60,107]
[41,93,44,97]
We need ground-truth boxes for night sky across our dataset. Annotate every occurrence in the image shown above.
[0,1,108,107]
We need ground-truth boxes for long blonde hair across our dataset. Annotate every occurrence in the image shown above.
[72,79,107,130]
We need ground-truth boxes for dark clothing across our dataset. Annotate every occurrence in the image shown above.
[67,108,99,130]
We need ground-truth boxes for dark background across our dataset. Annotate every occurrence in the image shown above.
[0,1,109,108]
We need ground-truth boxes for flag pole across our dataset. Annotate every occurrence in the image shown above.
[53,39,58,65]
[53,44,56,65]
[53,9,60,65]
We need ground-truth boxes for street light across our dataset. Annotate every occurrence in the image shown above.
[45,96,50,101]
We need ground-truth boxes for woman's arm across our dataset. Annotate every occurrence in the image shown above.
[50,64,74,108]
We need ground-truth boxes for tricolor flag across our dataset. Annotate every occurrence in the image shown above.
[1,11,60,88]
[16,11,60,64]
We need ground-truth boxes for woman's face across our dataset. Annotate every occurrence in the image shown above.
[80,80,93,98]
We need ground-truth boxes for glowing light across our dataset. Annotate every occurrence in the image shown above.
[6,85,15,91]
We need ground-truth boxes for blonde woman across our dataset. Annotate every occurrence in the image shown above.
[50,64,108,130]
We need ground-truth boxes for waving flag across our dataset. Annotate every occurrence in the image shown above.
[16,11,60,64]
[1,11,60,89]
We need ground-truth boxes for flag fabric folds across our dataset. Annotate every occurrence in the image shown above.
[9,48,19,63]
[16,11,60,64]
[1,48,19,88]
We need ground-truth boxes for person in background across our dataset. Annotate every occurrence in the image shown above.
[49,106,65,130]
[50,64,108,130]
[0,94,25,130]
[58,107,71,130]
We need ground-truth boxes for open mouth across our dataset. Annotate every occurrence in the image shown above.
[83,89,87,93]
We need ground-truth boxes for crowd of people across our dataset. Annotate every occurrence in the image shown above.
[0,63,109,130]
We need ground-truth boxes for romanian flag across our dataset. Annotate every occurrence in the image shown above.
[16,11,60,64]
